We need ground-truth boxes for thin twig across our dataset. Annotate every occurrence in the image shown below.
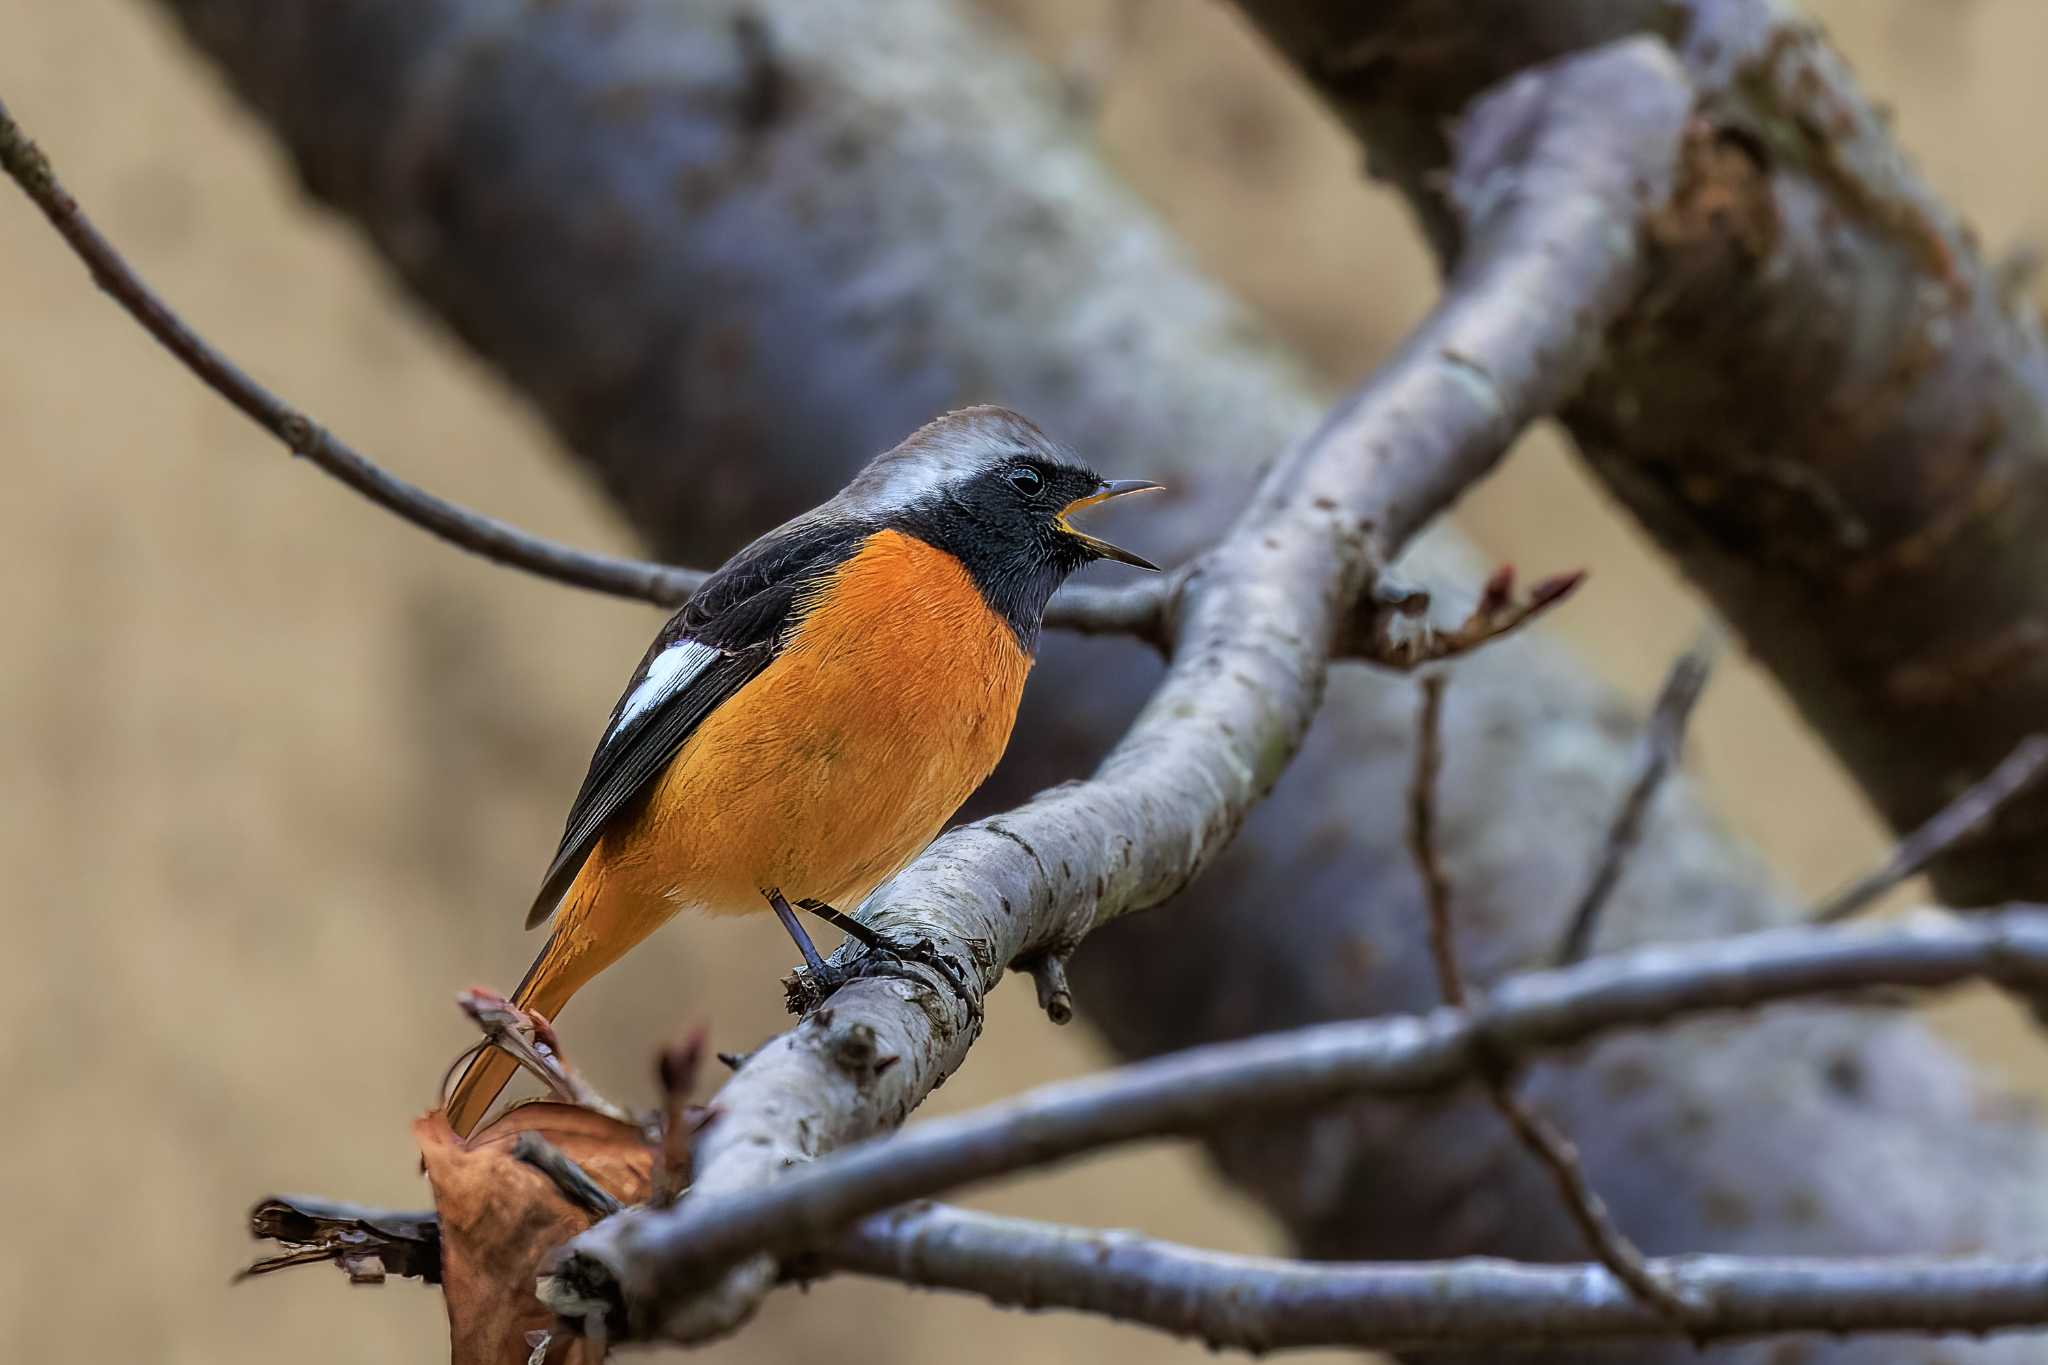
[1555,627,1721,965]
[1408,674,1464,1005]
[0,97,706,607]
[0,95,1565,663]
[540,906,2048,1312]
[655,1030,711,1205]
[513,1132,624,1218]
[0,92,1317,666]
[0,94,1178,642]
[452,988,633,1124]
[1407,674,1700,1326]
[1481,1087,1704,1322]
[1366,566,1586,670]
[1812,733,2048,923]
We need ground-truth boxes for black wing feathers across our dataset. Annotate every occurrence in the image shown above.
[523,518,871,929]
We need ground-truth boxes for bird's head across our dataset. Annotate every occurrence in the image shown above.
[837,406,1161,646]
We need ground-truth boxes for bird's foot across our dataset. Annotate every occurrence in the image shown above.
[780,897,972,1014]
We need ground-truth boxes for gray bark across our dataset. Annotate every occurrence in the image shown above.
[1233,0,2048,905]
[155,0,2048,1359]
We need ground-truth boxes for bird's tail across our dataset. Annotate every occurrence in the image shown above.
[444,864,632,1137]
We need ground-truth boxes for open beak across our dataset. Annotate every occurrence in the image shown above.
[1057,478,1164,570]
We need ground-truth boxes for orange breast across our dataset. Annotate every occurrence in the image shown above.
[596,528,1032,917]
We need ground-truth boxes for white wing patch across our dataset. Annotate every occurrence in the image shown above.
[614,639,721,732]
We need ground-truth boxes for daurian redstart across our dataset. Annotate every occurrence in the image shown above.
[445,406,1158,1134]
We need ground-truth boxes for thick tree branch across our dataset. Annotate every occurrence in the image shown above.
[1232,0,2048,904]
[543,39,1691,1343]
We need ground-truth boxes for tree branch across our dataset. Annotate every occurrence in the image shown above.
[1231,0,2048,905]
[245,1194,2048,1352]
[0,92,1190,646]
[543,893,2048,1335]
[154,3,2048,1359]
[257,908,2048,1351]
[1409,673,1699,1326]
[1556,627,1722,963]
[542,38,1692,1344]
[0,87,1516,666]
[827,1204,2048,1353]
[1813,734,2048,923]
[0,96,704,607]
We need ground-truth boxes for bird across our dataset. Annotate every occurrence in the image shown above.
[444,406,1160,1134]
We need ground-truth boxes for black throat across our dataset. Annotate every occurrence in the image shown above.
[890,498,1085,653]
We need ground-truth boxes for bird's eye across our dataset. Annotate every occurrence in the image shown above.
[1007,465,1044,496]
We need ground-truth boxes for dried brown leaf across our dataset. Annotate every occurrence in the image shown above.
[417,1104,652,1365]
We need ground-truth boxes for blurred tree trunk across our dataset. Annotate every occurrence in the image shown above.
[1236,0,2048,905]
[156,1,2048,1359]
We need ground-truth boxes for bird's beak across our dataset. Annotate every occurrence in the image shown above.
[1057,479,1164,570]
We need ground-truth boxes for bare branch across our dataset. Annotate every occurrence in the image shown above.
[249,906,2048,1346]
[540,905,2048,1333]
[544,39,1694,1344]
[1408,674,1697,1326]
[1233,0,2048,904]
[237,1190,2048,1353]
[1482,1084,1700,1323]
[828,1203,2048,1353]
[1813,734,2048,924]
[0,89,1464,663]
[1408,673,1464,1006]
[1556,626,1722,964]
[1040,579,1175,651]
[0,90,1187,648]
[0,96,706,607]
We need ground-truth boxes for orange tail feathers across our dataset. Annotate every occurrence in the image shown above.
[443,865,646,1137]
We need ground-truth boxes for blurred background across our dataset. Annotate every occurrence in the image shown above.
[2,1,2042,1361]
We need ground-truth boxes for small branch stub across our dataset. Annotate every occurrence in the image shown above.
[1026,949,1075,1025]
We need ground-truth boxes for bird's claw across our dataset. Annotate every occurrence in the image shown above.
[782,930,971,1016]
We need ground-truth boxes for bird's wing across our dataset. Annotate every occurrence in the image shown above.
[524,517,872,929]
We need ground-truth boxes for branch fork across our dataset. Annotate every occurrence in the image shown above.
[539,36,1696,1346]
